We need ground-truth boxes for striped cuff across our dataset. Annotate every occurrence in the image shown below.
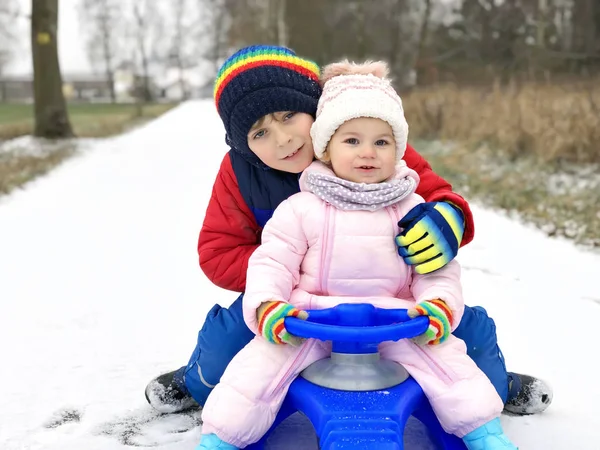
[257,301,303,344]
[416,299,453,345]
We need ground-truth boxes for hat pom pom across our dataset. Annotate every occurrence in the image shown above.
[320,60,390,86]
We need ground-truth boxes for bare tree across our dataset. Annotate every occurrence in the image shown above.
[31,0,74,138]
[0,0,20,76]
[388,0,426,87]
[130,0,167,102]
[0,45,11,81]
[78,0,123,102]
[269,0,288,46]
[170,0,190,99]
[196,0,230,76]
[286,0,328,63]
[168,0,208,99]
[415,0,433,67]
[572,0,598,55]
[224,0,287,48]
[219,0,599,84]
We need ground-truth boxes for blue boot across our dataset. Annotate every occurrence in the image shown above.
[195,433,239,450]
[462,418,518,450]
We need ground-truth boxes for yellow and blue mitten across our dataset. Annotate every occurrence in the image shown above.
[257,300,308,346]
[396,202,464,275]
[407,299,453,345]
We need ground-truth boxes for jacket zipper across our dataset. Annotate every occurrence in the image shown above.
[271,203,332,396]
[414,344,455,385]
[318,203,334,295]
[270,339,317,396]
[388,204,411,295]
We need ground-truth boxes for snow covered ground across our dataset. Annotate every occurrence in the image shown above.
[1,101,598,450]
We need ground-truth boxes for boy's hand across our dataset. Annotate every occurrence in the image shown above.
[257,301,308,346]
[407,299,453,345]
[395,202,464,274]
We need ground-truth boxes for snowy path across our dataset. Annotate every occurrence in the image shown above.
[1,101,598,450]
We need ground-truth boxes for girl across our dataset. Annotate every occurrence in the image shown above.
[197,60,518,450]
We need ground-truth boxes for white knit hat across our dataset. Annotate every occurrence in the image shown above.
[310,61,408,162]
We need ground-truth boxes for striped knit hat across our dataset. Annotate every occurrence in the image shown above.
[214,45,322,167]
[310,60,408,162]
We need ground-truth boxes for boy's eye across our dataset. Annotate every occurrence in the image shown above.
[253,129,266,139]
[344,138,359,145]
[283,112,296,121]
[375,139,389,146]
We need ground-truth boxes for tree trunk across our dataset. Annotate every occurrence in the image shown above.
[31,0,74,138]
[213,0,227,72]
[175,0,188,100]
[100,32,116,102]
[412,0,432,84]
[286,0,325,63]
[355,0,366,59]
[133,3,152,102]
[387,0,402,71]
[586,0,598,55]
[140,52,151,101]
[573,0,595,54]
[99,0,116,103]
[103,54,116,103]
[276,0,287,47]
[536,0,547,49]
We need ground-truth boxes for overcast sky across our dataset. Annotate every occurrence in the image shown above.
[6,0,91,76]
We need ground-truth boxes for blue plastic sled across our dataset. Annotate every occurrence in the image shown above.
[246,303,467,450]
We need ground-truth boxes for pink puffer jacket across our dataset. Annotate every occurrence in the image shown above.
[244,161,464,333]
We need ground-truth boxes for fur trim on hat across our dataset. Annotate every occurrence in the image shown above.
[320,60,390,86]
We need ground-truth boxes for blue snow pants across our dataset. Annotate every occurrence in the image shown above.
[183,294,509,406]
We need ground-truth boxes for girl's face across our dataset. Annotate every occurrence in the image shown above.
[327,117,396,183]
[247,111,315,174]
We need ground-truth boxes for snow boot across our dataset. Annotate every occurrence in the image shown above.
[145,366,198,413]
[196,433,239,450]
[504,372,553,415]
[462,418,518,450]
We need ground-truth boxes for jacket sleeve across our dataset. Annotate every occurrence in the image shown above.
[411,260,464,330]
[243,198,308,334]
[404,143,475,246]
[197,154,261,292]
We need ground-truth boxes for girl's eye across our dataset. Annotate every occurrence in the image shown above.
[344,138,359,145]
[253,129,266,139]
[375,139,389,146]
[283,112,296,121]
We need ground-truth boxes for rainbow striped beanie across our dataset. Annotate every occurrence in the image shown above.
[214,45,322,167]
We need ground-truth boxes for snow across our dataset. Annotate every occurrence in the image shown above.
[1,100,599,450]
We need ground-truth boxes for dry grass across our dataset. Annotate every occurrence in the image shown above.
[403,81,600,247]
[0,121,34,140]
[0,103,177,140]
[414,139,600,248]
[403,81,600,164]
[0,144,76,195]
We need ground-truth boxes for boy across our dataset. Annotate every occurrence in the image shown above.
[145,45,552,417]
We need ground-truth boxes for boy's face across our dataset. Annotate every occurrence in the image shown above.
[327,117,396,184]
[247,112,315,173]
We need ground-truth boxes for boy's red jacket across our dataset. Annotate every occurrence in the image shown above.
[198,144,474,292]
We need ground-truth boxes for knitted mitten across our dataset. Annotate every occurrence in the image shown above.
[407,299,453,345]
[396,201,465,274]
[257,301,308,346]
